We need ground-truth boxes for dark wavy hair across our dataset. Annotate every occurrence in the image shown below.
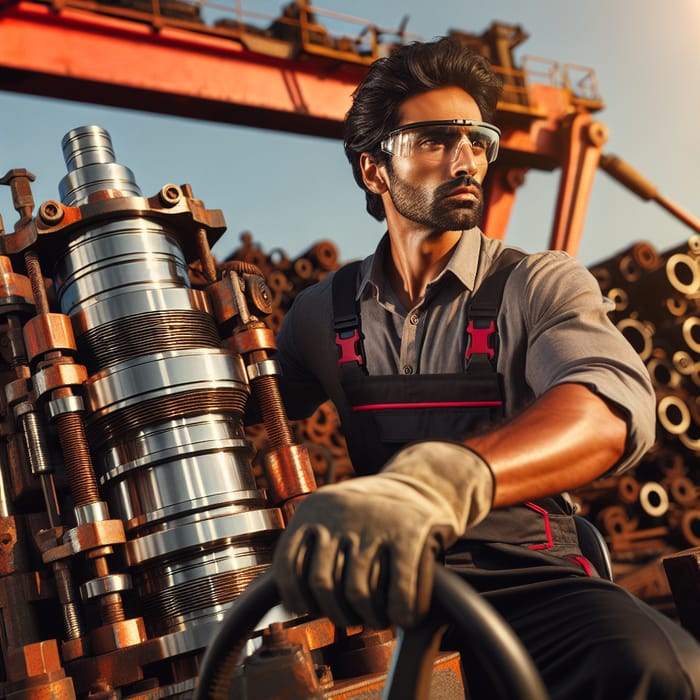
[344,36,502,221]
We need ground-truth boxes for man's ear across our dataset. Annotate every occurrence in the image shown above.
[360,153,388,194]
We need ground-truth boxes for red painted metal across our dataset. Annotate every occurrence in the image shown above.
[549,112,609,254]
[0,2,606,251]
[481,165,529,241]
[0,1,366,137]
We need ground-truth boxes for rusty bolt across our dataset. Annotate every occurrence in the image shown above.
[263,622,290,647]
[159,184,182,207]
[90,617,147,654]
[39,200,64,225]
[586,121,609,148]
[247,275,274,315]
[0,168,36,186]
[6,640,62,680]
[61,635,89,662]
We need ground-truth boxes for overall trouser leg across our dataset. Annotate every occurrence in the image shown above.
[444,573,700,700]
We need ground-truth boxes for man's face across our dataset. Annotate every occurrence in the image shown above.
[382,87,491,231]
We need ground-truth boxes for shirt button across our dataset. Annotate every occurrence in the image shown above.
[403,365,413,375]
[409,313,419,325]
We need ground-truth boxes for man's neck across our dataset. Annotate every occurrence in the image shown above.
[385,227,462,309]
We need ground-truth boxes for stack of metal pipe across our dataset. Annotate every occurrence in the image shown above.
[573,237,700,604]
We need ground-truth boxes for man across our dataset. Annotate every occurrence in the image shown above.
[270,37,700,698]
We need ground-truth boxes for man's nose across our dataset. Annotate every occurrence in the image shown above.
[451,137,479,176]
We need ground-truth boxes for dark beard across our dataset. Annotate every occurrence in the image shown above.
[387,174,484,231]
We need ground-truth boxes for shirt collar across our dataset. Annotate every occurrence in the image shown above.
[356,228,483,300]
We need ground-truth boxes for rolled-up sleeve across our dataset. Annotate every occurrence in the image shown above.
[499,251,656,474]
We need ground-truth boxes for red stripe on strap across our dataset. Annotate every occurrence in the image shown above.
[352,400,502,412]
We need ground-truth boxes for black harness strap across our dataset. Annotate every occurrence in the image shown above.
[465,248,525,371]
[332,260,365,375]
[332,248,526,376]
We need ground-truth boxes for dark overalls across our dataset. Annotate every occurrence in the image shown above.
[331,254,700,700]
[332,251,586,569]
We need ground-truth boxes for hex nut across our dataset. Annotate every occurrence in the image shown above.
[7,639,62,680]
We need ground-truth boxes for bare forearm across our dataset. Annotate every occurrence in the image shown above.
[466,383,628,508]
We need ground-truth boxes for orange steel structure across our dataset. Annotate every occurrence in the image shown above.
[0,0,608,255]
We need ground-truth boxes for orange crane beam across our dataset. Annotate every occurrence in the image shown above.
[0,0,368,137]
[1,1,576,155]
[0,1,607,253]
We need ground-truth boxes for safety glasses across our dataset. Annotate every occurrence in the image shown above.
[380,119,501,164]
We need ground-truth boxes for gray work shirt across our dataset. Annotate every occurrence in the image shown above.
[277,227,656,475]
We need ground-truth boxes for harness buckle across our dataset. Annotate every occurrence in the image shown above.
[465,319,496,366]
[336,328,364,367]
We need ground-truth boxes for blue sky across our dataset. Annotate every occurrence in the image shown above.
[1,0,699,267]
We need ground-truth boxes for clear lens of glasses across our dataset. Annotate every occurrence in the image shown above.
[381,120,501,164]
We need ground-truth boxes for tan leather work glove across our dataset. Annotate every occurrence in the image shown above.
[272,441,494,630]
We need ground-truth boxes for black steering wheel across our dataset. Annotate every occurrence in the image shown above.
[194,566,549,700]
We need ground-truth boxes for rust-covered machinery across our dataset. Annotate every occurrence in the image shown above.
[0,124,328,699]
